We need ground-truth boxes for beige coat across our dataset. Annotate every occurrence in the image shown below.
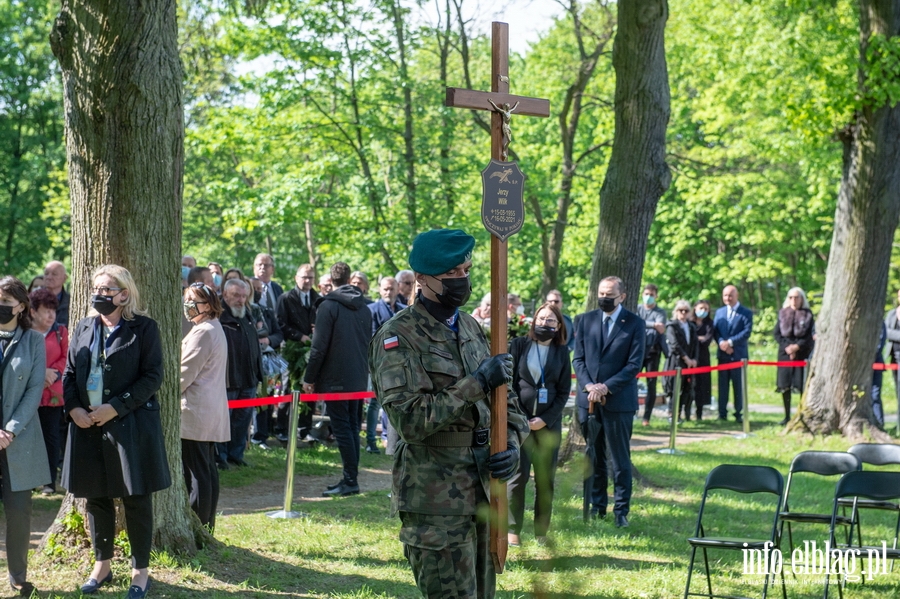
[180,319,230,442]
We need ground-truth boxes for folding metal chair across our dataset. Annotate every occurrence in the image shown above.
[825,471,900,599]
[685,464,786,599]
[779,451,861,558]
[842,444,900,548]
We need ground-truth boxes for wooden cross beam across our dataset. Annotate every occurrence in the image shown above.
[445,21,550,574]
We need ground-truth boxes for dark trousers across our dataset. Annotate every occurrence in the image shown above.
[872,368,885,428]
[325,399,360,484]
[86,494,153,569]
[276,398,314,438]
[717,361,744,419]
[366,397,381,445]
[400,511,494,599]
[182,439,220,530]
[219,387,257,462]
[38,405,63,490]
[508,426,561,537]
[640,352,661,422]
[253,405,274,442]
[579,407,634,517]
[0,451,32,585]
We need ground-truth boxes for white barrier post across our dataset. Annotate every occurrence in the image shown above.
[658,368,685,455]
[268,391,305,519]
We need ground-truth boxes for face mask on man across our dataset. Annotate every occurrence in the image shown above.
[515,304,525,316]
[643,294,656,306]
[598,296,617,313]
[212,273,222,288]
[429,276,471,309]
[181,265,190,280]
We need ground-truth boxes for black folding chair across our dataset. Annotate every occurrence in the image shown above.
[779,451,861,559]
[841,444,900,549]
[825,471,900,599]
[685,464,786,599]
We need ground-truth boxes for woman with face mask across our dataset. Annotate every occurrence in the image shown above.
[506,302,572,546]
[61,265,170,599]
[0,276,50,597]
[663,300,700,421]
[691,300,715,413]
[180,283,229,531]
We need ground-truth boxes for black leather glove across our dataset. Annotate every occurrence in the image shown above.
[473,353,513,393]
[487,443,519,481]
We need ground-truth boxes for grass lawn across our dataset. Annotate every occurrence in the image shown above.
[12,412,900,599]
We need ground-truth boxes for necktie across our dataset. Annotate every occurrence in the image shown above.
[728,308,734,322]
[302,293,308,308]
[603,315,612,344]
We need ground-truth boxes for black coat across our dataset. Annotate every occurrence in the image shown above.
[509,336,571,430]
[304,284,371,392]
[61,315,171,498]
[663,319,698,397]
[277,287,319,342]
[220,306,265,391]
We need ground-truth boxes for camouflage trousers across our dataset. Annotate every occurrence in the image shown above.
[399,511,495,599]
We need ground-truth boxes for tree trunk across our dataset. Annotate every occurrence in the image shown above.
[587,0,671,311]
[47,0,203,554]
[792,0,900,438]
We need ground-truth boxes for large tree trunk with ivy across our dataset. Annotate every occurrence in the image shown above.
[792,0,900,438]
[42,0,204,554]
[586,0,671,312]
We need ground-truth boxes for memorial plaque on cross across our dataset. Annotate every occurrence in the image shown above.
[445,21,550,573]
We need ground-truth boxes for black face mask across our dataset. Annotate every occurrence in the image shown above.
[431,276,472,309]
[0,305,16,325]
[533,326,556,342]
[92,294,119,316]
[598,296,617,313]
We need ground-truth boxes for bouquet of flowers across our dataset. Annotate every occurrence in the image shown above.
[481,315,533,344]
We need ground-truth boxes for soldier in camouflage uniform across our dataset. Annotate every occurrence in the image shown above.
[370,229,529,599]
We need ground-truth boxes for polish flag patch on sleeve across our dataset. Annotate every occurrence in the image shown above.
[383,336,400,350]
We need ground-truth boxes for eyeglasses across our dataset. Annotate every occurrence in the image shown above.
[547,299,561,304]
[91,286,122,296]
[189,282,214,294]
[536,317,559,325]
[676,309,689,313]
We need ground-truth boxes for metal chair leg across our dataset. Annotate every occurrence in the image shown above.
[703,547,713,598]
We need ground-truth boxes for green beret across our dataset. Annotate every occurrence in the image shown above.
[409,229,476,276]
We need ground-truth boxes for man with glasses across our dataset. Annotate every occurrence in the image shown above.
[253,253,283,310]
[545,289,575,352]
[395,269,415,306]
[573,276,644,527]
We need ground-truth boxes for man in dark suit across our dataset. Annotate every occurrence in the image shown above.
[573,276,645,527]
[253,253,284,311]
[276,264,319,441]
[713,285,753,423]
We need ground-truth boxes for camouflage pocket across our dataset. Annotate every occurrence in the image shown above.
[379,354,408,391]
[400,518,450,551]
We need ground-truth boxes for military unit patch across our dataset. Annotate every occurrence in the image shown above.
[384,336,399,350]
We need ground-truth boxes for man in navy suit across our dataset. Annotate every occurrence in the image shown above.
[573,276,645,527]
[713,285,753,422]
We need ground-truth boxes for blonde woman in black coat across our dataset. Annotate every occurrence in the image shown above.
[62,265,170,599]
[664,300,700,421]
[507,302,571,546]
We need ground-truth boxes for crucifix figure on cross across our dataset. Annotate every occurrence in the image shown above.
[445,21,550,574]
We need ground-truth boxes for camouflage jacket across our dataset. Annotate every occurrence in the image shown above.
[369,301,529,516]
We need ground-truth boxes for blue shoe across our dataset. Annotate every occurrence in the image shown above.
[80,571,112,594]
[125,577,152,599]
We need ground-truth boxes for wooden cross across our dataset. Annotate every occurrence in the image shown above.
[445,21,550,574]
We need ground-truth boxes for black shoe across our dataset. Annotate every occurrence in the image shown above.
[322,481,360,497]
[216,460,230,471]
[125,577,152,599]
[80,571,113,594]
[227,458,251,467]
[275,433,290,444]
[366,444,381,454]
[615,514,630,528]
[735,417,743,425]
[778,417,789,426]
[10,581,35,597]
[590,508,607,520]
[326,480,344,491]
[717,416,728,421]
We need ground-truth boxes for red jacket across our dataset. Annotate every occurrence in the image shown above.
[41,323,68,407]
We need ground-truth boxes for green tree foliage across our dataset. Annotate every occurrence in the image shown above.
[0,0,66,276]
[646,0,857,315]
